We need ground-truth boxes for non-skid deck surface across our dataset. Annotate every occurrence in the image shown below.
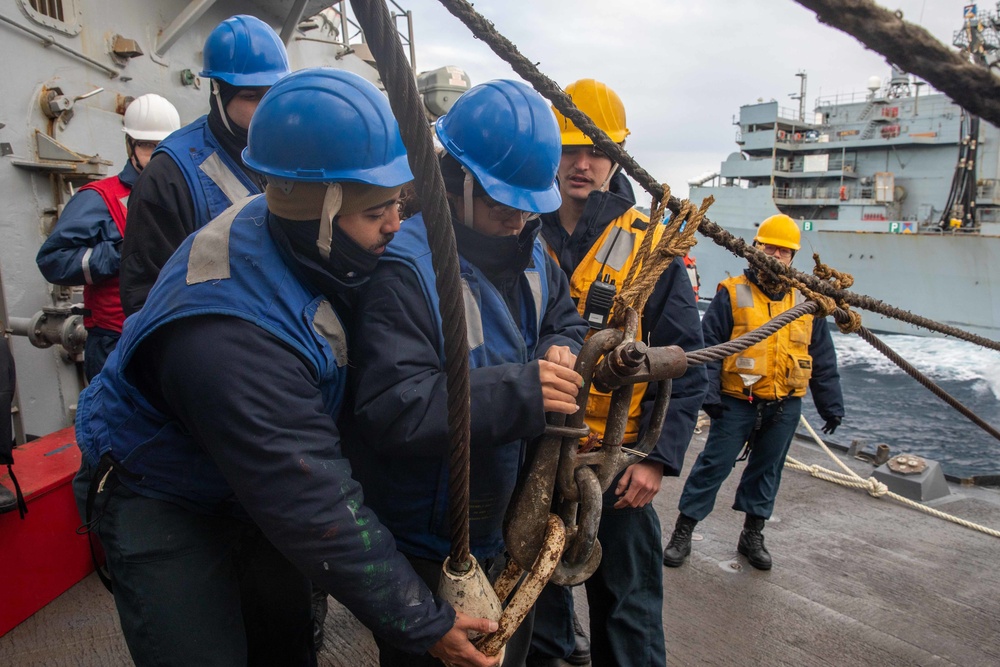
[3,429,998,666]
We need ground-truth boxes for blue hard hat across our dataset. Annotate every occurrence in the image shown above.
[435,79,561,214]
[242,68,413,186]
[200,15,290,87]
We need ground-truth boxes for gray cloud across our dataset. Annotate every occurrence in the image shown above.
[398,0,961,198]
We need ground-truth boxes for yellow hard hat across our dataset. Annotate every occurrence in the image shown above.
[553,79,630,145]
[754,214,801,250]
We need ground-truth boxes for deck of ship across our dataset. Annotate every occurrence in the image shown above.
[3,424,999,666]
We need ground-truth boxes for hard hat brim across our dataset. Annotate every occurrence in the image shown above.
[560,127,629,145]
[199,70,286,87]
[242,148,414,187]
[754,234,801,250]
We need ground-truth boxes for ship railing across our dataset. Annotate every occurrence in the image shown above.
[776,104,802,122]
[773,185,875,201]
[774,156,854,173]
[976,179,1000,204]
[295,2,416,70]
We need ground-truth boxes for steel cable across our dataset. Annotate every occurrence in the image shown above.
[835,311,1000,443]
[685,301,820,366]
[350,0,472,568]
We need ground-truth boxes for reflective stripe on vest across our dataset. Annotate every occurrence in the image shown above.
[199,152,251,207]
[154,116,260,230]
[720,274,813,401]
[74,196,346,509]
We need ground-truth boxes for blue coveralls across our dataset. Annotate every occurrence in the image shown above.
[346,214,588,666]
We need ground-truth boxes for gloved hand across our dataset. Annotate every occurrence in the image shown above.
[703,403,727,420]
[821,416,842,435]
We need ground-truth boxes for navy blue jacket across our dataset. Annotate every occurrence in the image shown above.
[701,269,845,421]
[36,162,138,286]
[346,217,588,561]
[540,173,708,476]
[78,203,456,653]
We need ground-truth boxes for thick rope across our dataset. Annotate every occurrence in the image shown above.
[793,0,1000,129]
[350,0,472,568]
[788,416,1000,539]
[609,187,710,330]
[433,0,1000,350]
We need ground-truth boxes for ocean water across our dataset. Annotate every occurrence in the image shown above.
[799,332,1000,479]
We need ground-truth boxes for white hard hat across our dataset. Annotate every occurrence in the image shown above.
[122,94,181,141]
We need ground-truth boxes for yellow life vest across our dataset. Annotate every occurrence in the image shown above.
[544,208,661,443]
[719,274,814,401]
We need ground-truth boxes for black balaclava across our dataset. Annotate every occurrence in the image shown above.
[207,79,250,162]
[266,182,397,285]
[269,216,368,297]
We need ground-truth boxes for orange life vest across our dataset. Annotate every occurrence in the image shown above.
[543,208,663,443]
[718,274,814,401]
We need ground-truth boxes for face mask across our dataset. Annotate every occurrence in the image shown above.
[325,223,381,279]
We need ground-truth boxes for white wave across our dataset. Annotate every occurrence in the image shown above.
[833,332,1000,400]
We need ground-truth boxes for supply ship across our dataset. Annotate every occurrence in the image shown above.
[690,6,1000,339]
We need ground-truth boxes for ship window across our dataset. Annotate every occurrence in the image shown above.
[17,0,81,36]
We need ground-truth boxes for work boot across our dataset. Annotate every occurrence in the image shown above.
[566,613,591,665]
[311,585,328,652]
[737,515,772,570]
[662,514,697,567]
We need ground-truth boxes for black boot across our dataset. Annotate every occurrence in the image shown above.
[566,611,591,665]
[662,514,697,567]
[0,484,15,514]
[737,515,772,570]
[311,585,328,652]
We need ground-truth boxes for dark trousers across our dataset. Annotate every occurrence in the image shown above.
[83,328,120,382]
[678,394,802,521]
[531,471,667,667]
[374,554,534,667]
[74,461,315,667]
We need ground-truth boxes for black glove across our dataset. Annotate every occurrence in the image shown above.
[703,403,727,420]
[821,416,842,435]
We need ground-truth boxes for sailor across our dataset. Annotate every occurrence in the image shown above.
[663,213,845,571]
[526,79,708,667]
[684,252,701,301]
[119,14,290,316]
[73,68,499,667]
[35,94,181,381]
[344,79,588,667]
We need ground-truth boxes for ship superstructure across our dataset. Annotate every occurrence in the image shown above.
[690,8,1000,340]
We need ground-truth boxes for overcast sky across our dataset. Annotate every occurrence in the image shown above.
[392,0,963,200]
